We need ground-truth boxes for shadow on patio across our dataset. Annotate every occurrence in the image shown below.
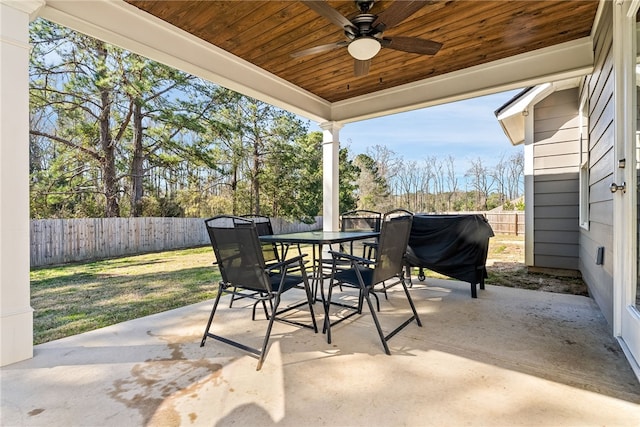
[2,279,639,426]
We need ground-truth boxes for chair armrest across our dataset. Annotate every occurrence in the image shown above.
[265,254,307,273]
[328,250,375,266]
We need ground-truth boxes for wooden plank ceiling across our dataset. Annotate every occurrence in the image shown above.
[126,1,598,103]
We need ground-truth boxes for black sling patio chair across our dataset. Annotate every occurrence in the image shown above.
[240,214,281,262]
[328,209,385,306]
[323,209,422,354]
[339,209,382,259]
[227,215,282,308]
[240,214,304,263]
[201,215,318,370]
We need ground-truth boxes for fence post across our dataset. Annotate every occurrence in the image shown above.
[514,213,519,236]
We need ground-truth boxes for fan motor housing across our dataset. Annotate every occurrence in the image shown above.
[345,14,377,39]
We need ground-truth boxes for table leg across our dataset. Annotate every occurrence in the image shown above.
[310,242,318,302]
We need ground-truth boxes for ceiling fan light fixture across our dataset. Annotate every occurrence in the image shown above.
[347,37,381,60]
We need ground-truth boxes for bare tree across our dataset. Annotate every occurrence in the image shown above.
[506,150,524,200]
[425,156,440,212]
[432,156,446,212]
[445,154,458,211]
[465,157,493,210]
[396,160,417,210]
[416,160,432,212]
[366,145,401,210]
[490,153,508,206]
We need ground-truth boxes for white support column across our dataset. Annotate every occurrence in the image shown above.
[0,0,43,366]
[320,122,342,232]
[523,107,535,267]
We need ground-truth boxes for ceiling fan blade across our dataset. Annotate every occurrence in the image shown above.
[291,41,348,58]
[303,1,352,29]
[382,36,442,55]
[354,59,371,77]
[373,1,430,32]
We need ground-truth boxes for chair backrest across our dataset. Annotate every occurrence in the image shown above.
[340,210,382,232]
[340,210,382,256]
[240,214,280,263]
[372,209,413,284]
[240,214,274,235]
[204,215,272,292]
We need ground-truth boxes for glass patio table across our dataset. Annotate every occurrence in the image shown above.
[259,230,379,301]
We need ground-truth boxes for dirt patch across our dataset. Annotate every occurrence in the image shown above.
[485,236,589,296]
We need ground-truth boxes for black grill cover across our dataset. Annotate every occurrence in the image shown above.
[406,214,494,286]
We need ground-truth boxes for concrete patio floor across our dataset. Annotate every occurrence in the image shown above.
[2,279,640,426]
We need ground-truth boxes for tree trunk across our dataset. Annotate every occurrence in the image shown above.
[252,139,261,215]
[231,161,238,216]
[97,42,120,217]
[131,101,144,217]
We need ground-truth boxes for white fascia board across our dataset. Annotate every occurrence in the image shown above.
[331,37,594,124]
[39,0,332,123]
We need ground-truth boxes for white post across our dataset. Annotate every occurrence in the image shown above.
[0,0,43,366]
[320,122,342,232]
[523,108,535,266]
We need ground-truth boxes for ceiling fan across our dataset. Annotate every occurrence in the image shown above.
[292,0,442,77]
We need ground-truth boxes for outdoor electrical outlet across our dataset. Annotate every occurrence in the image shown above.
[596,246,604,265]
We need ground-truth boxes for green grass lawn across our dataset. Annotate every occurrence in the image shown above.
[30,246,219,344]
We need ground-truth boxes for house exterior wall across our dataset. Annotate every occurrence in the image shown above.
[580,0,615,326]
[637,86,640,307]
[532,88,581,270]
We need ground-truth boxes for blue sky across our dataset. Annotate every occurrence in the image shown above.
[334,89,523,174]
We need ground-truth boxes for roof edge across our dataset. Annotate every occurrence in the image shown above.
[495,78,581,146]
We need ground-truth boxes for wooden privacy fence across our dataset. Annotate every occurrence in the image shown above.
[30,213,520,267]
[30,216,322,267]
[484,212,525,236]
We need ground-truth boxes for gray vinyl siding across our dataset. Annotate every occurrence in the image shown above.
[532,88,580,270]
[580,0,615,326]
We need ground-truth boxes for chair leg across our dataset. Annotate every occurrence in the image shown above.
[357,284,365,313]
[323,280,335,343]
[201,285,224,347]
[363,287,391,355]
[368,289,380,312]
[228,286,237,308]
[300,264,319,333]
[256,294,280,371]
[251,297,270,321]
[401,279,422,327]
[378,283,388,301]
[403,264,414,288]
